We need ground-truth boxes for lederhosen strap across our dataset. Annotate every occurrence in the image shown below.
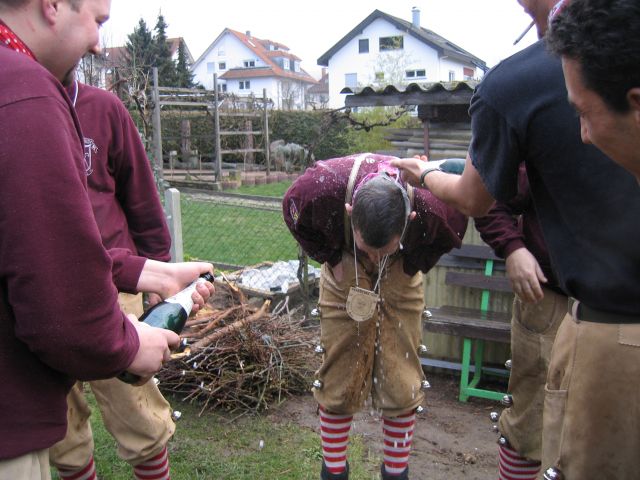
[343,156,415,247]
[344,156,364,246]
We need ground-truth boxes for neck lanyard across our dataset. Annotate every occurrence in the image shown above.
[71,79,79,107]
[352,225,389,296]
[0,20,36,60]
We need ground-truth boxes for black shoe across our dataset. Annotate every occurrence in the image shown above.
[380,463,409,480]
[320,460,349,480]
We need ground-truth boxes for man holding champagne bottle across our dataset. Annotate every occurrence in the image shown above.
[48,78,195,480]
[0,1,214,478]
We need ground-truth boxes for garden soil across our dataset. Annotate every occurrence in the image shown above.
[267,371,504,480]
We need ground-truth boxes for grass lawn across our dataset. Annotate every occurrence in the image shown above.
[233,180,292,198]
[51,391,379,480]
[181,198,299,268]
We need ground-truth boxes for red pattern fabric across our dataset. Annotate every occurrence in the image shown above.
[0,20,36,60]
[382,412,415,475]
[319,406,352,474]
[133,447,170,480]
[498,442,541,480]
[58,456,97,480]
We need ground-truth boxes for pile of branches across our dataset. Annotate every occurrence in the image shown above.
[156,279,320,415]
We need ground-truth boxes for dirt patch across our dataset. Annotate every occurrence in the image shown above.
[266,372,502,479]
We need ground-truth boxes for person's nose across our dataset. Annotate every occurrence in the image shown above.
[580,119,592,145]
[89,42,102,56]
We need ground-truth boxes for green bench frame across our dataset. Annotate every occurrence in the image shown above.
[424,244,512,402]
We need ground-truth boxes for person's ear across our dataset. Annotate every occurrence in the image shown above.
[41,0,61,26]
[345,203,353,216]
[628,88,640,126]
[409,211,417,222]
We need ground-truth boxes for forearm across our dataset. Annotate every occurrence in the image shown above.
[136,259,214,299]
[423,162,495,217]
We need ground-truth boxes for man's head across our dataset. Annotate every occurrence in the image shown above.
[347,175,415,263]
[547,0,640,179]
[0,0,110,82]
[516,0,560,37]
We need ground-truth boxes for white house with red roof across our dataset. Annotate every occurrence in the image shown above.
[318,8,487,109]
[191,28,317,110]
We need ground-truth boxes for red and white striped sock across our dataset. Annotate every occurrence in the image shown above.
[498,442,541,480]
[382,412,415,476]
[57,456,97,480]
[133,446,170,480]
[319,405,353,475]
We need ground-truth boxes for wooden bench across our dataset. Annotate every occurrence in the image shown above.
[422,244,513,402]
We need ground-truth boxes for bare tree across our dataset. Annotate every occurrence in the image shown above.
[280,80,300,110]
[368,48,415,87]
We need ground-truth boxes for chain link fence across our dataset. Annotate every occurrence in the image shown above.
[167,189,318,312]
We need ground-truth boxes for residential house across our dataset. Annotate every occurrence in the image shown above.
[79,37,195,89]
[191,28,317,110]
[307,68,330,108]
[318,8,487,109]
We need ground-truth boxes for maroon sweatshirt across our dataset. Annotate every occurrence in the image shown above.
[0,45,140,459]
[70,82,171,260]
[283,153,467,274]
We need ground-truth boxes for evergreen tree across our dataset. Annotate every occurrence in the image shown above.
[153,14,177,86]
[175,41,195,88]
[125,18,155,73]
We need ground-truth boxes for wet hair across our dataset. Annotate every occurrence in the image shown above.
[547,0,640,113]
[351,175,409,249]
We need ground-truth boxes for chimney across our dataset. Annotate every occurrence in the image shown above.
[412,7,420,28]
[246,30,251,38]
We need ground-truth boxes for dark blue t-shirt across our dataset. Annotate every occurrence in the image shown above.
[469,40,640,315]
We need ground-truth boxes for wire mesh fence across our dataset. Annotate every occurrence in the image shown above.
[175,190,317,310]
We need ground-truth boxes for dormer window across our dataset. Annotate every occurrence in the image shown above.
[283,58,290,70]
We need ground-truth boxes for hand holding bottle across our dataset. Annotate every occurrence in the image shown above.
[136,260,215,313]
[124,314,180,386]
[119,271,215,384]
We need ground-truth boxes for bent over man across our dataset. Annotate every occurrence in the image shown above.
[283,153,467,480]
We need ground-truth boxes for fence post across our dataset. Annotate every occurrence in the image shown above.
[297,245,310,317]
[152,67,164,185]
[165,188,184,262]
[213,73,222,182]
[263,88,270,177]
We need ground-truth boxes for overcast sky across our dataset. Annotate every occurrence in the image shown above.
[104,0,538,78]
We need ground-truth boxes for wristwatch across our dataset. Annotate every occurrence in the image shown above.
[419,164,442,188]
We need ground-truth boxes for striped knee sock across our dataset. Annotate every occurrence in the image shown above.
[382,412,415,476]
[319,405,352,475]
[57,456,97,480]
[498,442,541,480]
[133,446,170,480]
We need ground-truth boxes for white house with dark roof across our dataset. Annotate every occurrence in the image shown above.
[191,29,317,110]
[318,8,487,109]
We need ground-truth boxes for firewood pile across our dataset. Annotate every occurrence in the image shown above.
[156,278,320,415]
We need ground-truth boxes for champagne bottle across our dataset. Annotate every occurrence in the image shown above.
[118,272,214,384]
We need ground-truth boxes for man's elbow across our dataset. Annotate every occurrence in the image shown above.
[458,196,494,217]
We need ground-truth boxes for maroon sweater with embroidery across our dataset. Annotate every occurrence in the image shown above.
[71,82,171,260]
[283,153,467,274]
[0,45,141,459]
